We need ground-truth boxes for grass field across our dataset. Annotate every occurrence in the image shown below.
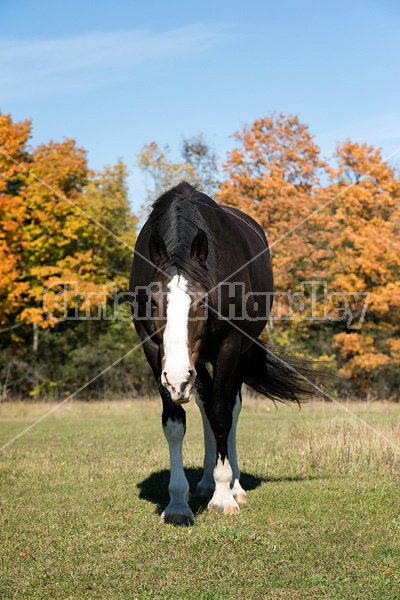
[1,397,400,599]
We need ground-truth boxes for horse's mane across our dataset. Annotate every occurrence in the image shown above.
[148,182,217,291]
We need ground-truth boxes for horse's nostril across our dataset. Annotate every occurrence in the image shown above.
[189,369,194,377]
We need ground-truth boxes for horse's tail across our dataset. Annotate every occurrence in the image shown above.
[244,339,327,404]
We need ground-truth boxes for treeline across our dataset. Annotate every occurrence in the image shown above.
[0,114,152,399]
[1,113,399,400]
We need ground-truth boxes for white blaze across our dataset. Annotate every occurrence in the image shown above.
[162,274,191,393]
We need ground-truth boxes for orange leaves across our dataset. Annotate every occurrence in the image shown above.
[220,113,324,199]
[386,339,400,364]
[0,113,31,195]
[217,113,400,394]
[0,113,136,335]
[217,113,330,295]
[335,140,394,189]
[333,332,392,379]
[0,114,32,327]
[333,332,374,358]
[328,143,400,368]
[318,141,400,387]
[13,138,95,328]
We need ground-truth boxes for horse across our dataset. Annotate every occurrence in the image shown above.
[130,182,319,525]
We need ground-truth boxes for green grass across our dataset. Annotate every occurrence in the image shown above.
[1,398,400,599]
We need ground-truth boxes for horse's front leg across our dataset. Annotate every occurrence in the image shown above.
[206,336,245,515]
[160,399,194,526]
[134,328,193,525]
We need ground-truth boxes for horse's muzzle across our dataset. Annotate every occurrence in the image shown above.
[162,369,196,403]
[171,393,194,405]
[166,383,194,404]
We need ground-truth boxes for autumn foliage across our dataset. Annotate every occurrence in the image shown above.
[0,113,148,398]
[1,111,400,399]
[217,115,400,397]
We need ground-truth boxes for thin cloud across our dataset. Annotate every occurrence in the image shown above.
[0,23,228,101]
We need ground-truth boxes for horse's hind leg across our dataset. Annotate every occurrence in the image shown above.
[228,390,247,504]
[196,381,247,504]
[194,365,216,498]
[206,389,247,513]
[206,336,247,515]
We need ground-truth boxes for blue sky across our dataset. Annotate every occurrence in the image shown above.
[1,0,400,211]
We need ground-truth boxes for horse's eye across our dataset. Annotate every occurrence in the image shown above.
[197,297,207,310]
[151,298,159,310]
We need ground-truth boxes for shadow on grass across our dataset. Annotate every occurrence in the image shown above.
[137,468,317,516]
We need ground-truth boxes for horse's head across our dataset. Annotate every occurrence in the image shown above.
[148,229,209,403]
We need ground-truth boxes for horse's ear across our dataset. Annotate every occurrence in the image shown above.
[149,230,169,267]
[190,229,208,265]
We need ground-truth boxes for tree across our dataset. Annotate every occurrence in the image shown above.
[217,114,400,398]
[136,135,220,214]
[0,113,31,327]
[216,113,330,291]
[82,161,137,288]
[326,141,400,395]
[181,134,219,194]
[16,138,95,328]
[0,113,151,399]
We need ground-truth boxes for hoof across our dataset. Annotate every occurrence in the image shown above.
[160,511,194,526]
[234,492,248,505]
[208,500,239,515]
[195,486,215,499]
[160,504,194,526]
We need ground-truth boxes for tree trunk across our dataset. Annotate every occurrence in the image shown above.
[33,322,39,352]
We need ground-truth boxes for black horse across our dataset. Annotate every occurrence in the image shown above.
[130,182,319,524]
